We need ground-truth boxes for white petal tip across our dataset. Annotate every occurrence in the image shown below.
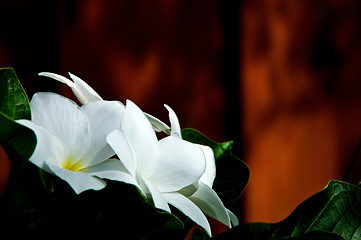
[163,104,181,137]
[38,72,50,76]
[164,104,170,110]
[68,72,75,78]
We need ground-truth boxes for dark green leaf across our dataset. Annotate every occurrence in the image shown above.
[277,231,345,240]
[144,206,199,240]
[214,181,361,240]
[0,68,31,120]
[18,165,184,238]
[182,128,250,207]
[0,68,36,233]
[0,115,36,231]
[0,112,36,164]
[0,67,35,165]
[190,228,211,240]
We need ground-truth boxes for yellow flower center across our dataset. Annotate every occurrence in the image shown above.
[61,157,84,172]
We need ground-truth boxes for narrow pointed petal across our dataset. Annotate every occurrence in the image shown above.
[163,192,211,236]
[198,145,216,187]
[46,162,106,194]
[68,72,102,104]
[148,136,206,192]
[144,112,170,134]
[107,129,136,176]
[121,100,158,177]
[227,209,239,227]
[38,72,76,88]
[29,93,89,161]
[83,158,140,187]
[80,100,124,166]
[140,176,171,213]
[16,119,66,172]
[164,104,181,137]
[188,182,231,228]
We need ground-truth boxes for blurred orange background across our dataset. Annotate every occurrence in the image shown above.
[0,0,361,225]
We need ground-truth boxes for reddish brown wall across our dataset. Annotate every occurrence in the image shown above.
[241,0,361,222]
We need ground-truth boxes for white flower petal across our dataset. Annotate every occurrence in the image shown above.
[46,162,106,194]
[107,129,136,176]
[144,112,170,134]
[30,93,89,161]
[164,104,181,137]
[163,192,212,236]
[82,158,126,172]
[139,176,171,213]
[188,182,231,228]
[227,209,239,227]
[83,158,140,187]
[121,100,159,178]
[178,182,199,197]
[16,119,67,172]
[41,71,169,134]
[68,72,103,104]
[80,100,124,166]
[198,145,216,187]
[148,136,206,192]
[38,72,103,105]
[38,72,76,89]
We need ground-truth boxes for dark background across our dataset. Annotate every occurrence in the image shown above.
[0,0,360,224]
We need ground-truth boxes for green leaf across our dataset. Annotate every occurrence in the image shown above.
[0,68,36,233]
[214,181,361,240]
[0,68,35,165]
[0,113,36,165]
[145,207,206,240]
[190,228,211,240]
[0,114,37,231]
[18,165,184,238]
[0,68,31,120]
[182,128,250,207]
[278,231,345,240]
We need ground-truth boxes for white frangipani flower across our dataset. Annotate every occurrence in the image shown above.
[17,92,125,194]
[38,72,170,134]
[106,100,237,236]
[35,71,238,234]
[164,105,239,229]
[106,100,220,235]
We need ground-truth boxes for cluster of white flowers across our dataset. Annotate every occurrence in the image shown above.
[17,72,238,236]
